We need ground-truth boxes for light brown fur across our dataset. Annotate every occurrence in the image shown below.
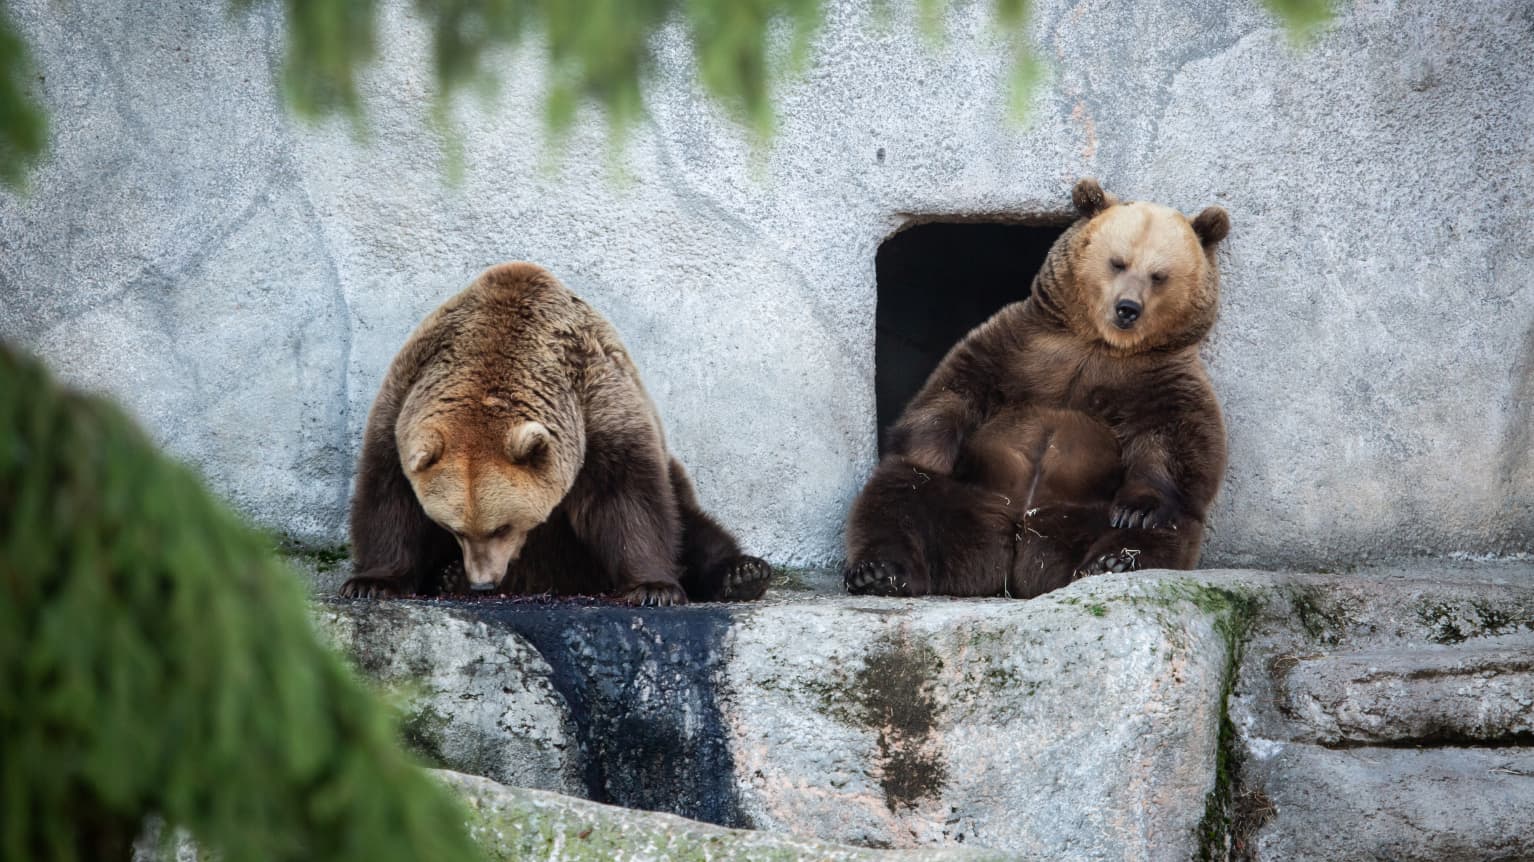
[342,262,771,605]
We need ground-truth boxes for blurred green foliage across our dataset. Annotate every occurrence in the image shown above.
[238,0,824,138]
[1263,0,1336,38]
[0,4,46,189]
[0,345,483,862]
[0,0,1333,188]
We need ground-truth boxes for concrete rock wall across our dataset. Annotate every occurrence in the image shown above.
[2,0,1530,567]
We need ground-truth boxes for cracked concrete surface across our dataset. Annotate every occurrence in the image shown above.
[2,0,1530,564]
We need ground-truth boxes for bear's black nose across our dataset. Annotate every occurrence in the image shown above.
[1115,299,1142,327]
[469,581,497,592]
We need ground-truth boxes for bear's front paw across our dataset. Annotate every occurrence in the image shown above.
[339,576,404,599]
[436,560,468,594]
[1109,495,1176,530]
[620,582,688,607]
[844,560,909,597]
[1073,548,1141,580]
[721,556,773,602]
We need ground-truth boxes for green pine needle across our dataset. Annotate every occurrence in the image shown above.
[1,0,1336,187]
[0,6,48,190]
[0,344,483,862]
[1261,0,1336,41]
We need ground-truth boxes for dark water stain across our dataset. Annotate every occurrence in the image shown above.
[850,634,949,811]
[446,598,747,827]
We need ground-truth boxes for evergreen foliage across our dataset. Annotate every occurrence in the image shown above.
[0,0,1332,189]
[0,4,47,190]
[1262,0,1336,38]
[0,345,483,862]
[236,0,824,139]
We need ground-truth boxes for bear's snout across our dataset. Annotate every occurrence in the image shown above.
[1114,299,1142,328]
[458,531,525,593]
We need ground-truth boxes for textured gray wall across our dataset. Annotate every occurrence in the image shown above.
[2,0,1530,568]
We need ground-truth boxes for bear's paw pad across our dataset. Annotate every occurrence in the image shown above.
[1073,548,1142,580]
[721,555,773,601]
[620,582,688,607]
[844,560,909,596]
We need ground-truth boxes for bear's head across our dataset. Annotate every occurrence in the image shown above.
[398,414,578,591]
[1059,178,1230,353]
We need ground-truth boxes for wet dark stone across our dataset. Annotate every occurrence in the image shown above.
[434,597,746,827]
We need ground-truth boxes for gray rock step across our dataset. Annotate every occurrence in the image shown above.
[1240,563,1534,652]
[1226,565,1534,860]
[1247,743,1534,862]
[1273,635,1534,745]
[318,573,1248,859]
[437,769,1007,861]
[314,566,1534,859]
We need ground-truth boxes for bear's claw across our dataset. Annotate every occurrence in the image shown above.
[844,560,909,596]
[620,582,688,607]
[1073,548,1141,580]
[721,555,773,601]
[339,576,404,599]
[1110,495,1175,530]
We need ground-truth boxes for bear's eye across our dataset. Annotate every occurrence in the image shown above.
[1151,271,1168,285]
[1110,258,1127,272]
[490,525,511,539]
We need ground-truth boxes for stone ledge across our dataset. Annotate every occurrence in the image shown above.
[317,564,1534,859]
[319,572,1255,858]
[438,769,1005,861]
[1275,635,1534,745]
[1227,561,1534,860]
[1246,744,1534,862]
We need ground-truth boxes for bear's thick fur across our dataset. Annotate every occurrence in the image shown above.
[845,179,1230,598]
[341,262,771,606]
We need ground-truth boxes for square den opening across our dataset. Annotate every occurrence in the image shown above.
[875,220,1069,452]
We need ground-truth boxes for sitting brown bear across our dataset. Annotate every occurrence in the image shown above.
[844,179,1230,598]
[341,262,771,605]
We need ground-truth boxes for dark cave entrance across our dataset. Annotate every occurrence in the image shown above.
[875,220,1069,452]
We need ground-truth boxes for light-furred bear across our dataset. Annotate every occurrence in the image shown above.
[341,262,772,606]
[844,179,1230,598]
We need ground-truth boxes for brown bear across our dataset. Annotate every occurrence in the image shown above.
[340,262,772,606]
[844,179,1230,599]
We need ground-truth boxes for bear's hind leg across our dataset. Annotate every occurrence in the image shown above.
[1010,504,1106,598]
[668,460,772,602]
[844,458,1013,597]
[843,459,938,596]
[1074,520,1204,580]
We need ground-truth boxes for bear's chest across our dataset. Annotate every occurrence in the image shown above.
[1007,345,1155,426]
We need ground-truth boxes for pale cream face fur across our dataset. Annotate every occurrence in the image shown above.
[1074,202,1208,352]
[401,421,565,591]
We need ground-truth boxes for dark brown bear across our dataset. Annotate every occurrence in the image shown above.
[341,262,772,606]
[844,179,1230,598]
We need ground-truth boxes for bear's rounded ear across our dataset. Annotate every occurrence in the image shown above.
[1192,206,1231,247]
[506,421,552,463]
[1072,178,1117,218]
[403,428,443,474]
